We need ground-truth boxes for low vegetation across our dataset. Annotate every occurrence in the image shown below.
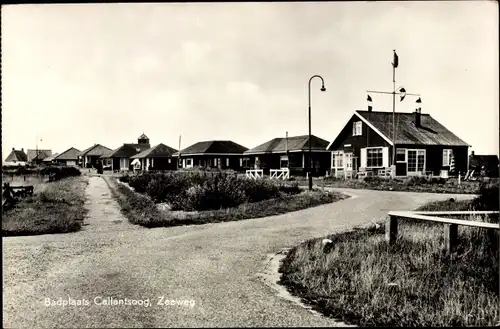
[106,174,347,227]
[295,175,495,194]
[119,171,302,211]
[2,176,89,236]
[3,165,81,181]
[279,183,499,327]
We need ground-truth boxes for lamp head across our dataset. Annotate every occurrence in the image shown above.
[320,85,326,92]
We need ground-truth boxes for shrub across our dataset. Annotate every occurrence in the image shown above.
[124,172,301,211]
[363,176,386,184]
[471,181,499,211]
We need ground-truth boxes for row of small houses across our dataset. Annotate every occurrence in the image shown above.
[5,109,500,178]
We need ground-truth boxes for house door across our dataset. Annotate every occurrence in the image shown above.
[396,148,407,176]
[407,149,426,175]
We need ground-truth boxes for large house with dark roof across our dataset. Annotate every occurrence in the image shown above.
[79,144,113,168]
[243,134,331,176]
[102,134,151,171]
[4,148,28,166]
[130,143,178,171]
[172,140,248,170]
[326,109,470,177]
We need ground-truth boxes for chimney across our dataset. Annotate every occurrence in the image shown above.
[471,150,475,157]
[12,147,15,151]
[367,95,373,112]
[21,148,24,152]
[285,131,288,153]
[415,108,421,127]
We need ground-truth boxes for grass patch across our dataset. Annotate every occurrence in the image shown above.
[279,186,499,327]
[297,176,499,194]
[105,176,348,228]
[2,176,89,236]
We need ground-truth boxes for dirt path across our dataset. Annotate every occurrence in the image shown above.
[3,183,476,328]
[82,176,135,233]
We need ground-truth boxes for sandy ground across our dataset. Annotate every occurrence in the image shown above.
[3,176,475,328]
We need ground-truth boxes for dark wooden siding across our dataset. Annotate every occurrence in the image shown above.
[328,113,392,169]
[245,152,330,176]
[396,144,468,175]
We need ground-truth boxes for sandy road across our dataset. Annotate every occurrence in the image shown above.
[2,176,475,328]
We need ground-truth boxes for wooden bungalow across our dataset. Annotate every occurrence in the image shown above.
[326,109,470,178]
[42,153,59,164]
[53,147,81,166]
[469,151,499,177]
[172,140,248,170]
[243,134,331,176]
[79,144,113,168]
[4,148,28,167]
[27,149,52,164]
[102,134,151,171]
[130,143,178,171]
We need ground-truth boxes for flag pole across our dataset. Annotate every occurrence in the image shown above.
[392,50,397,167]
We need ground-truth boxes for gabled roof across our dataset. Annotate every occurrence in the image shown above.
[5,149,28,162]
[27,149,52,162]
[327,110,469,150]
[79,144,113,157]
[244,135,330,154]
[172,140,248,156]
[43,153,59,162]
[138,133,149,140]
[107,143,151,158]
[54,147,81,160]
[131,143,178,159]
[356,110,469,146]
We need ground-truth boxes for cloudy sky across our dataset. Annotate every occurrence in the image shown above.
[2,2,498,159]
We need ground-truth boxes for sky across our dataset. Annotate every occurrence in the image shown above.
[2,1,498,159]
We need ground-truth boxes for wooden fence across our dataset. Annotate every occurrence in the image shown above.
[2,183,34,212]
[386,210,499,253]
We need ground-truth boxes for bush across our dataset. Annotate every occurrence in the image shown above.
[124,172,301,211]
[471,181,499,211]
[39,166,81,180]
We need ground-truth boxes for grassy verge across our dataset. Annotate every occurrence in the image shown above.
[2,176,89,236]
[279,197,499,327]
[104,176,348,228]
[293,176,498,194]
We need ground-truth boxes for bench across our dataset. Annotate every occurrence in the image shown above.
[386,210,499,253]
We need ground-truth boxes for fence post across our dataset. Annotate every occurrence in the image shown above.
[385,215,398,245]
[448,224,458,254]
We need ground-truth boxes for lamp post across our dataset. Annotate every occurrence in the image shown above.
[308,75,326,190]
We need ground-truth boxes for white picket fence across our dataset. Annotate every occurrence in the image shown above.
[246,169,264,180]
[270,168,290,180]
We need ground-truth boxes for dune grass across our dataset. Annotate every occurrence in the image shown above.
[104,176,348,228]
[2,176,89,236]
[279,195,499,327]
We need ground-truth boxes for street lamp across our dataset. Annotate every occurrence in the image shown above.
[308,75,326,191]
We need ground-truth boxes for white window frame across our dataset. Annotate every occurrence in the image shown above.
[352,121,362,136]
[366,147,384,168]
[407,149,426,174]
[443,149,452,166]
[331,151,344,169]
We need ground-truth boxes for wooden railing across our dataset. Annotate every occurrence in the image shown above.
[246,169,264,180]
[386,210,499,253]
[270,168,290,180]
